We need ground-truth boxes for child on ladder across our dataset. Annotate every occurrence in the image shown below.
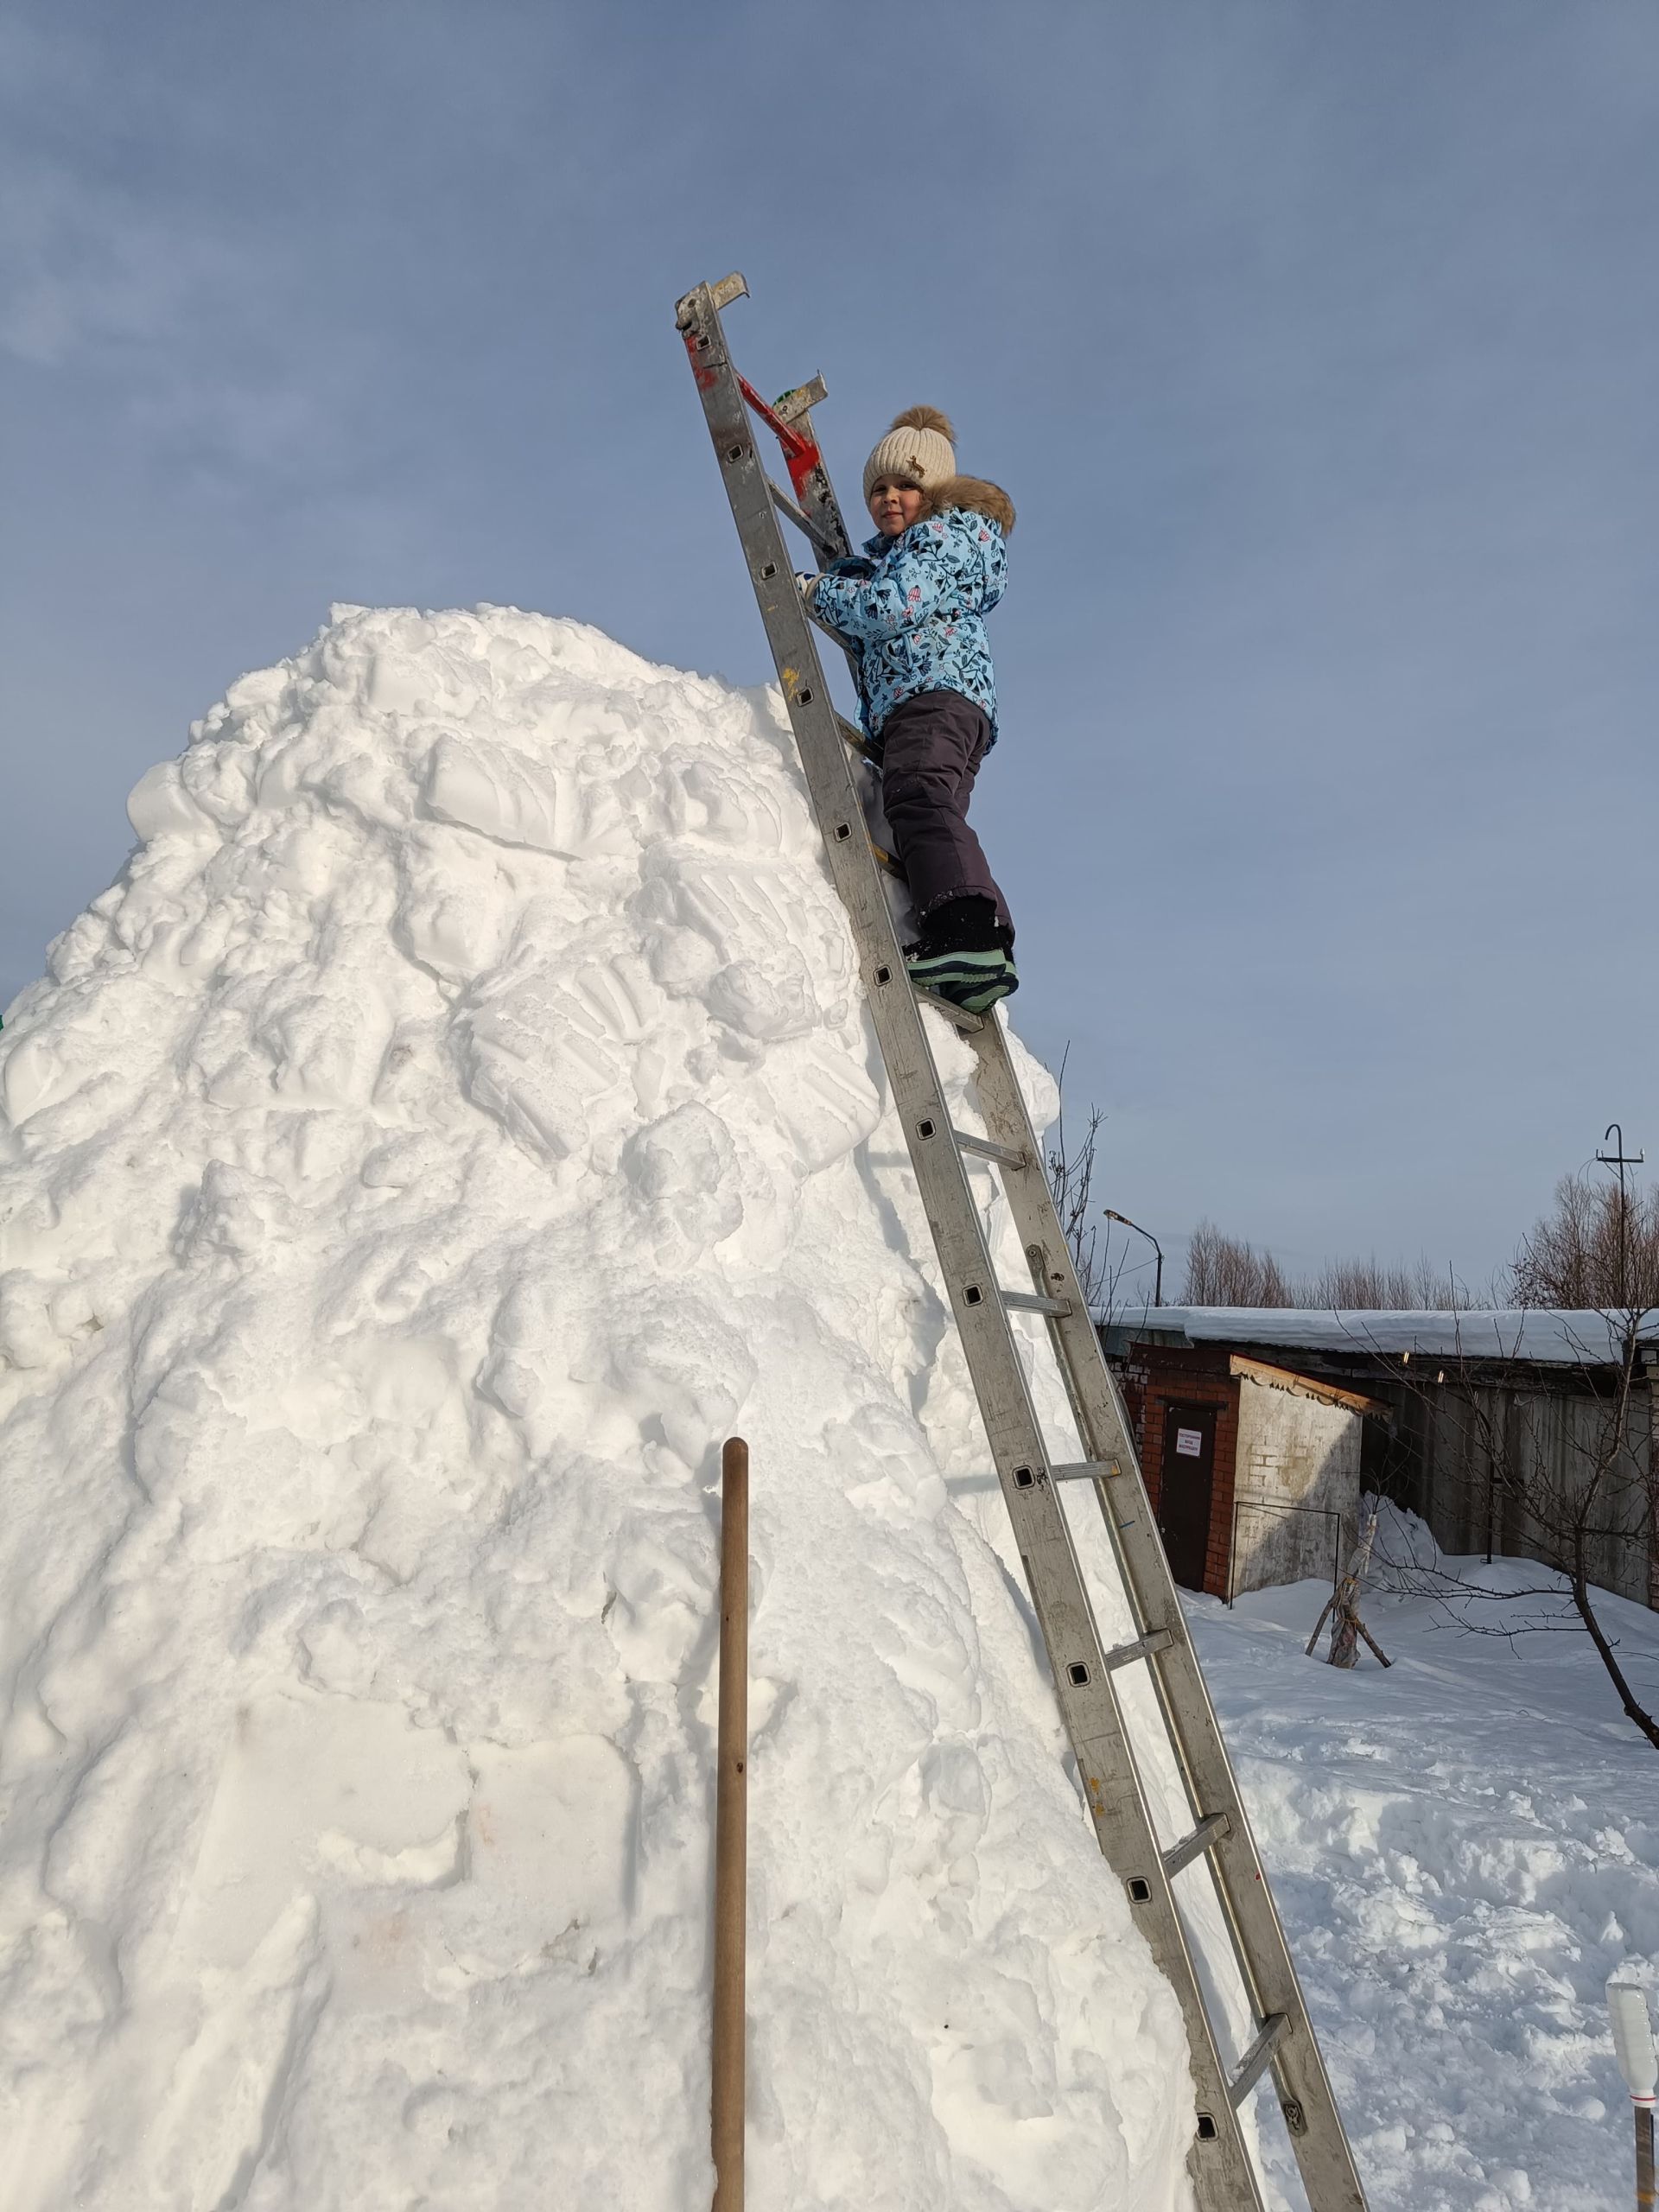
[802,407,1018,1014]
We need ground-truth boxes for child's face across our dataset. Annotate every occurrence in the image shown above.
[868,476,925,537]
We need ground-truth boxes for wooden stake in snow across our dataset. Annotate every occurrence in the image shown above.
[1609,1980,1658,2210]
[712,1437,749,2212]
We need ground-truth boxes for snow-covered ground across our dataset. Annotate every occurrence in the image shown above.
[1200,1541,1659,2212]
[1,604,1654,2211]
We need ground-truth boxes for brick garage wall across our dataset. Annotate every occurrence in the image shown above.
[1122,1344,1238,1598]
[1231,1372,1362,1598]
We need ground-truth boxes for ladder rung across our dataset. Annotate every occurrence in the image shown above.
[1100,1626,1175,1673]
[912,988,983,1033]
[835,712,874,760]
[676,271,747,328]
[1048,1459,1124,1483]
[952,1128,1027,1171]
[825,801,900,877]
[772,372,829,424]
[766,475,817,538]
[1163,1809,1231,1878]
[767,478,840,561]
[1230,2012,1290,2107]
[766,475,813,533]
[1001,1288,1073,1318]
[805,603,857,653]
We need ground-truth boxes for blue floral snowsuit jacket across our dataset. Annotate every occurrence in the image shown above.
[810,474,1014,749]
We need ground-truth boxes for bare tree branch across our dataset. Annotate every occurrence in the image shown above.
[1370,1304,1659,1749]
[1045,1046,1109,1314]
[1508,1170,1659,1307]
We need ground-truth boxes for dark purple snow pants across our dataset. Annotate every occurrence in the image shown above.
[877,690,1014,943]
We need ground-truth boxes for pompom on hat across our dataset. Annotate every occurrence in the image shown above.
[862,405,957,501]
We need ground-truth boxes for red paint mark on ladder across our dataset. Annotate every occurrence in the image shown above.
[736,372,823,505]
[679,327,719,392]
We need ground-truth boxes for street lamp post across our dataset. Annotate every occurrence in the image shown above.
[1103,1209,1164,1308]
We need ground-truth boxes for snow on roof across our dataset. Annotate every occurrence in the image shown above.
[1116,1306,1659,1366]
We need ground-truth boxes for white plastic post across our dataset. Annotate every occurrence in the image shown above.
[1608,1980,1657,2210]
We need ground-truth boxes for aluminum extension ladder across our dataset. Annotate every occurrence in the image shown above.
[676,273,1368,2212]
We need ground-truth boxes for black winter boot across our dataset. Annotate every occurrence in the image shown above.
[906,896,1018,1013]
[916,894,1002,955]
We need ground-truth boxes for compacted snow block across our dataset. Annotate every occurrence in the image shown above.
[0,607,1193,2212]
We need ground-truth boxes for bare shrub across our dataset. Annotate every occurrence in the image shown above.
[1372,1312,1659,1752]
[1303,1252,1450,1309]
[1045,1050,1108,1313]
[1182,1223,1454,1308]
[1182,1221,1294,1306]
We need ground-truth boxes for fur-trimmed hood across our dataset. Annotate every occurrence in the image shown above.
[926,474,1015,535]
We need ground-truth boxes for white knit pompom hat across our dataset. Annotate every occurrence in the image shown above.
[862,405,957,501]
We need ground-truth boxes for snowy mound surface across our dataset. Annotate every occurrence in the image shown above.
[0,607,1192,2211]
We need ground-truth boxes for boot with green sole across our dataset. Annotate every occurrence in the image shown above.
[905,945,1019,1014]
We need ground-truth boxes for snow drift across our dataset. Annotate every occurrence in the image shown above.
[0,607,1195,2211]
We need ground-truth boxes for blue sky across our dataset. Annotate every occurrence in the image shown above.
[4,0,1656,1294]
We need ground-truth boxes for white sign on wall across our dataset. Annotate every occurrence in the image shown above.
[1175,1427,1205,1459]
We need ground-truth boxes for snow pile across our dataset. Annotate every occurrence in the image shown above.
[0,607,1194,2211]
[1198,1515,1659,2212]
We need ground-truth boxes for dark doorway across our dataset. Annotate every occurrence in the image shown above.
[1157,1403,1217,1591]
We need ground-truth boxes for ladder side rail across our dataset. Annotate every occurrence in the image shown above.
[677,292,887,910]
[677,277,1267,2212]
[965,1021,1369,2212]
